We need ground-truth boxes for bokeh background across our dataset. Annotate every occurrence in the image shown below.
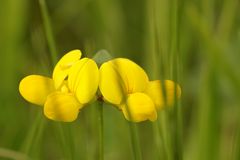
[0,0,240,160]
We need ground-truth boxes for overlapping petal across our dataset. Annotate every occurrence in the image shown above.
[99,62,125,105]
[44,92,83,122]
[52,50,81,89]
[99,58,149,105]
[145,80,181,109]
[109,58,149,93]
[68,58,99,104]
[19,75,55,106]
[122,92,157,122]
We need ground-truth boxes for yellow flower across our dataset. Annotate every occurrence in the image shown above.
[99,58,181,122]
[19,50,99,122]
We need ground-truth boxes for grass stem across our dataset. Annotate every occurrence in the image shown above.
[39,0,58,65]
[97,99,104,160]
[153,121,164,160]
[129,122,142,160]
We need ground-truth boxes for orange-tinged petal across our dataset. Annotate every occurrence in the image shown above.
[44,92,83,122]
[19,75,55,106]
[145,80,181,109]
[122,92,157,122]
[68,58,99,104]
[52,50,81,89]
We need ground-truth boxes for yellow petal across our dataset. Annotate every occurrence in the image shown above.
[109,58,149,93]
[68,58,99,104]
[19,75,55,106]
[99,58,149,105]
[99,62,125,105]
[44,92,83,122]
[68,58,88,91]
[144,80,181,109]
[52,49,82,89]
[122,92,157,122]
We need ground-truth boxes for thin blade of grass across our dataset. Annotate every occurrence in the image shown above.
[39,0,58,66]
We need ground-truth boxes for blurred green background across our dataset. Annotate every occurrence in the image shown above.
[0,0,240,159]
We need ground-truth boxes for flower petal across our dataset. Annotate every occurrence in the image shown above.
[99,61,125,105]
[68,58,99,104]
[99,58,149,105]
[122,92,157,122]
[68,58,88,92]
[144,80,181,109]
[52,49,82,89]
[19,75,55,106]
[44,92,83,122]
[109,58,149,93]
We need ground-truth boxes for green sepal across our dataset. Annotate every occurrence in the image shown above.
[92,49,113,67]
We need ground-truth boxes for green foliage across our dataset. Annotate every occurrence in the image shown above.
[0,0,240,159]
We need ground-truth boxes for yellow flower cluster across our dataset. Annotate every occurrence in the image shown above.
[19,50,181,122]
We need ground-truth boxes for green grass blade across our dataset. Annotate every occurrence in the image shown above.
[39,0,58,65]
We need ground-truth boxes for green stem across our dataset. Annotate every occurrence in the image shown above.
[21,111,43,154]
[160,112,173,160]
[97,99,104,160]
[152,0,164,78]
[153,121,164,160]
[173,102,183,160]
[39,0,58,65]
[129,122,142,160]
[56,123,73,159]
[170,0,183,159]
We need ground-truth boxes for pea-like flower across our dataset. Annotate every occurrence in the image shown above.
[99,58,181,122]
[19,50,99,122]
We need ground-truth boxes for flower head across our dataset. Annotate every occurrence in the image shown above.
[19,50,99,122]
[99,58,181,122]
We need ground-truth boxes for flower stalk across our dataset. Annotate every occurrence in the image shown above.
[129,122,142,160]
[97,96,104,160]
